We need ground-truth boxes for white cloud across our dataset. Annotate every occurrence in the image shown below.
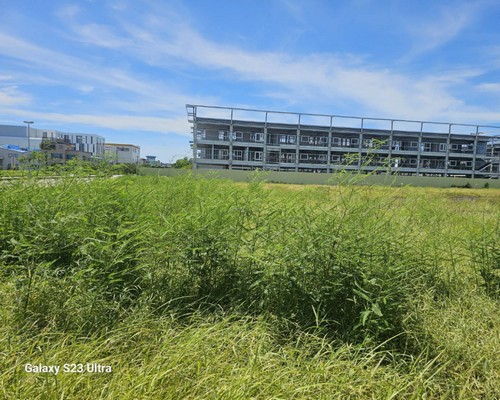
[277,0,306,23]
[77,85,95,94]
[45,113,189,135]
[0,86,31,106]
[108,2,129,12]
[403,2,486,59]
[3,0,499,137]
[69,23,131,48]
[45,3,452,120]
[119,21,471,120]
[0,106,191,137]
[477,83,500,92]
[0,31,198,113]
[53,6,498,123]
[55,4,81,20]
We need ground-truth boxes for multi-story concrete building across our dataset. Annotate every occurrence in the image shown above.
[0,125,105,158]
[105,143,140,164]
[0,138,93,170]
[40,138,92,164]
[187,105,500,178]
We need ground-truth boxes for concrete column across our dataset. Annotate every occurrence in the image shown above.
[327,116,333,173]
[263,112,268,169]
[472,126,479,178]
[387,120,394,174]
[444,124,452,177]
[228,108,234,169]
[192,116,198,169]
[358,118,364,170]
[295,114,301,172]
[416,122,423,175]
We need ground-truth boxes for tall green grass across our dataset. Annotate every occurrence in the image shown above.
[0,173,499,398]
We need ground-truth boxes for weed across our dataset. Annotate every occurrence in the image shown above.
[1,173,499,398]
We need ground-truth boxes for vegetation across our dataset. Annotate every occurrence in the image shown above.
[0,172,499,398]
[0,159,139,177]
[172,156,193,169]
[139,167,500,189]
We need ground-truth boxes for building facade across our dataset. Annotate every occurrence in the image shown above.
[105,143,140,164]
[187,105,500,178]
[0,139,93,170]
[0,145,27,169]
[40,138,92,164]
[0,125,105,158]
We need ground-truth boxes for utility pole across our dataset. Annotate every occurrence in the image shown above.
[23,120,34,150]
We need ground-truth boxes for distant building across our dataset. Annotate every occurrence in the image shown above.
[187,104,500,179]
[105,143,140,164]
[0,139,92,170]
[145,155,158,166]
[0,145,27,169]
[40,138,92,164]
[0,125,105,158]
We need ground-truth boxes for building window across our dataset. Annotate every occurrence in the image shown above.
[254,151,263,161]
[231,131,243,140]
[301,136,309,143]
[197,129,206,139]
[363,139,373,147]
[252,132,263,142]
[439,143,447,152]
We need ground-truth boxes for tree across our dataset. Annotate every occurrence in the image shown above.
[172,157,193,169]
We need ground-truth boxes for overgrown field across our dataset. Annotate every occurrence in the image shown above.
[0,173,499,399]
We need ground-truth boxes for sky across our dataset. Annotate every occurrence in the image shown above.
[1,0,500,162]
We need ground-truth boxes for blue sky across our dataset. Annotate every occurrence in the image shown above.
[1,0,500,162]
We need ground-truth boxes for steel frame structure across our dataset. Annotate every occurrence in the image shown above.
[187,104,500,178]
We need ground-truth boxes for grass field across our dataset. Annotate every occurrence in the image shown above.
[140,167,500,188]
[1,173,499,399]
